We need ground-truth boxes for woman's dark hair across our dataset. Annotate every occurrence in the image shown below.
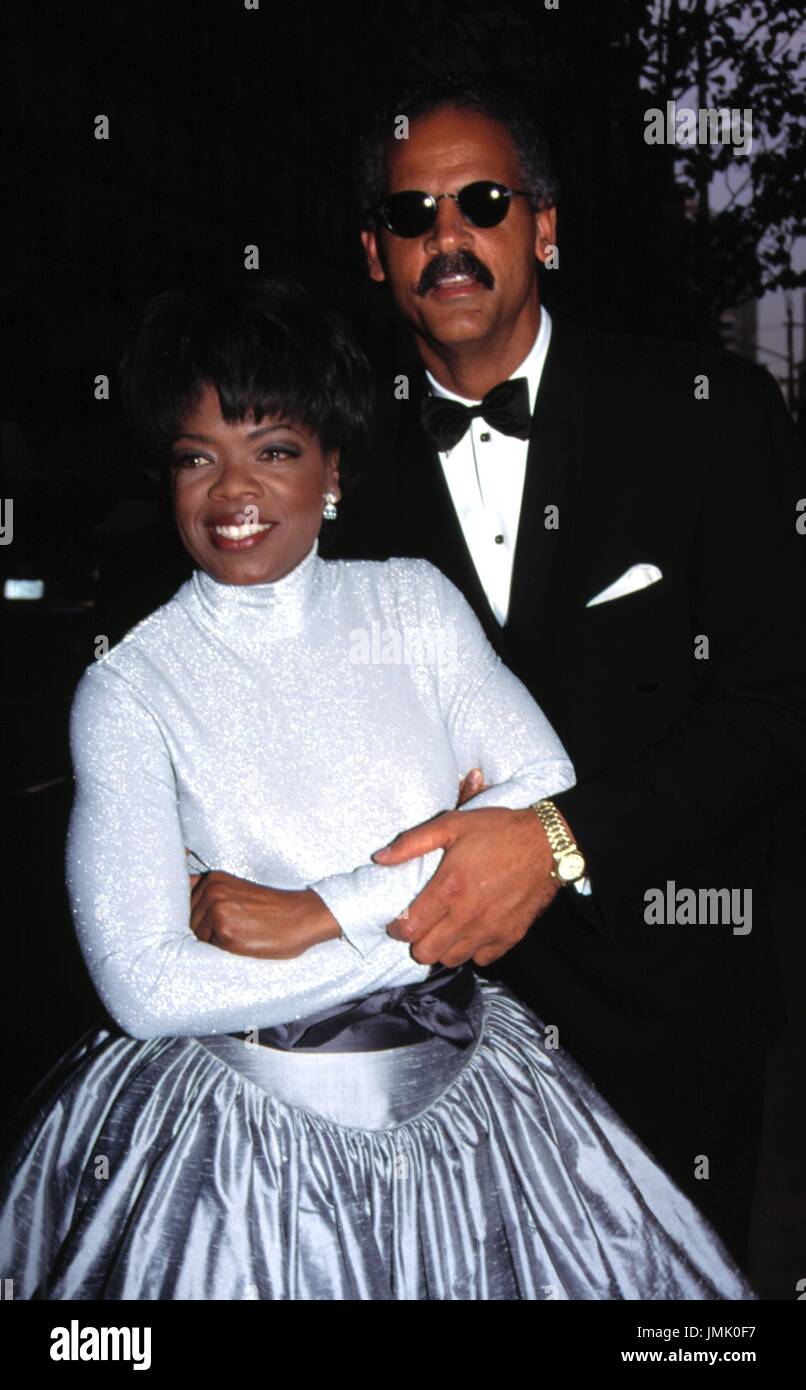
[353,75,559,229]
[118,277,373,468]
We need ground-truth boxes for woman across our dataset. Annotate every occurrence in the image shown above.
[0,279,755,1300]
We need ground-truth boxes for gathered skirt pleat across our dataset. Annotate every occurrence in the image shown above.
[0,978,756,1300]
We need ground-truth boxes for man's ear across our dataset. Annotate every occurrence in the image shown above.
[361,228,387,284]
[534,206,558,265]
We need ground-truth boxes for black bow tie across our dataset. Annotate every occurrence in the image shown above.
[420,376,532,452]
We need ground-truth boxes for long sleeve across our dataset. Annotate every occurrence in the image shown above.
[311,561,576,947]
[65,665,430,1041]
[551,364,806,915]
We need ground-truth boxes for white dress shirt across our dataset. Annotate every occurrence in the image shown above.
[425,307,591,895]
[425,306,552,627]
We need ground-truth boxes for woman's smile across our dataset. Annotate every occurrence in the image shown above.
[205,514,279,552]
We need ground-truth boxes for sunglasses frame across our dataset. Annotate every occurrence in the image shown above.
[371,180,534,238]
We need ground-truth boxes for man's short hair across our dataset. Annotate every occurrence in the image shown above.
[353,75,559,229]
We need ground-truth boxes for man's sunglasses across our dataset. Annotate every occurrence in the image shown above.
[371,180,533,238]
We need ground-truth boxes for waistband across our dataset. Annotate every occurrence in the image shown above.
[227,963,477,1053]
[199,980,485,1129]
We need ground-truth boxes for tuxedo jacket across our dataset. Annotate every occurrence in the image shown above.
[330,314,806,1079]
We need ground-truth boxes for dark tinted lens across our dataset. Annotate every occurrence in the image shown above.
[379,191,436,237]
[457,181,511,228]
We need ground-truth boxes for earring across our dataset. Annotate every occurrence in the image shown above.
[322,491,338,521]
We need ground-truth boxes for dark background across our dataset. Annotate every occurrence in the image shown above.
[1,0,804,1299]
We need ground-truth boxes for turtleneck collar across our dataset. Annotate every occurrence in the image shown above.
[187,536,323,647]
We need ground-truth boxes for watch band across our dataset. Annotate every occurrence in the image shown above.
[530,799,586,884]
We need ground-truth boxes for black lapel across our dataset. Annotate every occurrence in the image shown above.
[395,371,512,659]
[505,315,589,672]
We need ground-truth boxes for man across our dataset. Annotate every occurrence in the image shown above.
[331,76,806,1269]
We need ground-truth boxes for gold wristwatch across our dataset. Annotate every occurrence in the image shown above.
[531,799,586,885]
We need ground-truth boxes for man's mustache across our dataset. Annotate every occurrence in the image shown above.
[415,252,495,297]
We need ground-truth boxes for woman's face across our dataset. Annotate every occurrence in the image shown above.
[169,382,340,585]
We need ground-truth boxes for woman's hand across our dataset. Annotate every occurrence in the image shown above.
[188,870,340,959]
[184,771,487,959]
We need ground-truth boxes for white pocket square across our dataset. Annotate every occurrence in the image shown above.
[586,563,663,608]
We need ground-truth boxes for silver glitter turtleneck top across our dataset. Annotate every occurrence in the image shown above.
[65,538,575,1039]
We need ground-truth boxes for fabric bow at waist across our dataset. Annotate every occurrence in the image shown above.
[230,963,477,1053]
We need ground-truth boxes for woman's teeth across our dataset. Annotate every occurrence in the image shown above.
[212,522,272,539]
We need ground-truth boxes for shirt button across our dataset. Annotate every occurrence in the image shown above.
[494,534,504,545]
[479,431,491,442]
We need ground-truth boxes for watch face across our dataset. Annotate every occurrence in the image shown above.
[557,852,585,882]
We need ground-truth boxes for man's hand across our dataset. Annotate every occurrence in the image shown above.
[374,804,561,968]
[456,767,487,806]
[188,869,340,959]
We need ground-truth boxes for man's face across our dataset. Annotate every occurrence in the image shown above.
[361,106,556,355]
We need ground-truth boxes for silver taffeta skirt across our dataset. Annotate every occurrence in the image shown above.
[0,977,756,1300]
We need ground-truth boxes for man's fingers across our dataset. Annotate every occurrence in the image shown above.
[387,895,451,944]
[392,877,459,942]
[411,920,486,968]
[472,942,506,968]
[456,768,484,807]
[372,812,458,865]
[386,913,412,942]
